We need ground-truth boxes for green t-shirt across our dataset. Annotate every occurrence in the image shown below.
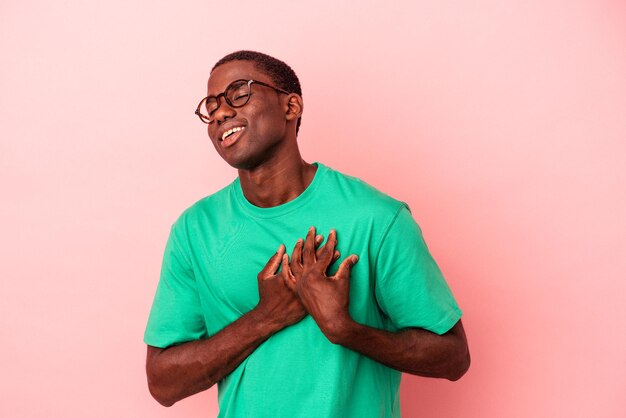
[144,162,462,418]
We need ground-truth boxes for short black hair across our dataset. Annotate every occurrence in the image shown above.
[212,50,303,135]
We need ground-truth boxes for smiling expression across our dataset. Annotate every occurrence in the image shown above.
[206,60,293,170]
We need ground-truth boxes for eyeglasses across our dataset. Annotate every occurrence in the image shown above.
[195,79,291,124]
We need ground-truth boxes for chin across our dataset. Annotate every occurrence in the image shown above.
[222,154,264,171]
[216,134,285,171]
[226,149,282,172]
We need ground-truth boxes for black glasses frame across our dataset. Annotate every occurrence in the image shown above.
[195,79,291,124]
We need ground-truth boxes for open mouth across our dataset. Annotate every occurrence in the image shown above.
[220,126,246,147]
[221,126,245,141]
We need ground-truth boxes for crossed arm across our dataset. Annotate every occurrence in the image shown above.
[146,228,470,406]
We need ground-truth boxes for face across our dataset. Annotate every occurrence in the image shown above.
[205,60,290,170]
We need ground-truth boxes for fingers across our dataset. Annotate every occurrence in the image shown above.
[290,238,304,275]
[281,254,297,291]
[314,234,324,257]
[333,254,359,281]
[302,226,317,264]
[318,229,338,267]
[258,244,286,280]
[302,227,342,270]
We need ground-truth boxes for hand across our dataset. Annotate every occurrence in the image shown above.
[255,244,307,330]
[284,227,359,342]
[282,234,339,292]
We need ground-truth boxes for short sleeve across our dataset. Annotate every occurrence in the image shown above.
[374,204,462,335]
[144,223,208,348]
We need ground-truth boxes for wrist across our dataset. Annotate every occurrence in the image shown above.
[249,305,287,335]
[321,315,358,345]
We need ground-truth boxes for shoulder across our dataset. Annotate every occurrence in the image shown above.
[320,162,409,219]
[170,179,237,234]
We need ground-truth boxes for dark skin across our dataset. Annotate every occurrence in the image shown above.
[203,60,316,207]
[146,60,470,407]
[284,228,470,380]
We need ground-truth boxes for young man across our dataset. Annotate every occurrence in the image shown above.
[144,50,470,417]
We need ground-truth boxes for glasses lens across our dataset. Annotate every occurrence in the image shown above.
[196,81,251,124]
[196,97,216,123]
[205,97,219,116]
[226,80,250,107]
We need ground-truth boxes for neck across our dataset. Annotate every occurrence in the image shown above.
[238,149,317,208]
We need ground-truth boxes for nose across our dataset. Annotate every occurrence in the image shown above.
[212,94,236,124]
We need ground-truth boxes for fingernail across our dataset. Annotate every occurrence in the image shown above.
[278,244,285,252]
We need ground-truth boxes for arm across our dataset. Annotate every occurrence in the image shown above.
[147,309,279,406]
[146,244,306,406]
[284,227,470,381]
[328,318,470,381]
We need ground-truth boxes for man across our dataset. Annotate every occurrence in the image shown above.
[144,50,470,417]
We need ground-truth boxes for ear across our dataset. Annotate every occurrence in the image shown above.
[285,94,303,122]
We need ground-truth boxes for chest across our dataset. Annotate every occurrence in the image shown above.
[188,216,381,335]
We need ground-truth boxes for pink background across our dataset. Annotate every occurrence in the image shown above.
[2,1,625,417]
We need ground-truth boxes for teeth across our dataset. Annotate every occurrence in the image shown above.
[221,126,245,141]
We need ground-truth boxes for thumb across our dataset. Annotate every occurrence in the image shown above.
[258,244,285,280]
[333,255,359,280]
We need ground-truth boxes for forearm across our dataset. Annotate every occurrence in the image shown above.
[328,319,470,381]
[146,307,283,406]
